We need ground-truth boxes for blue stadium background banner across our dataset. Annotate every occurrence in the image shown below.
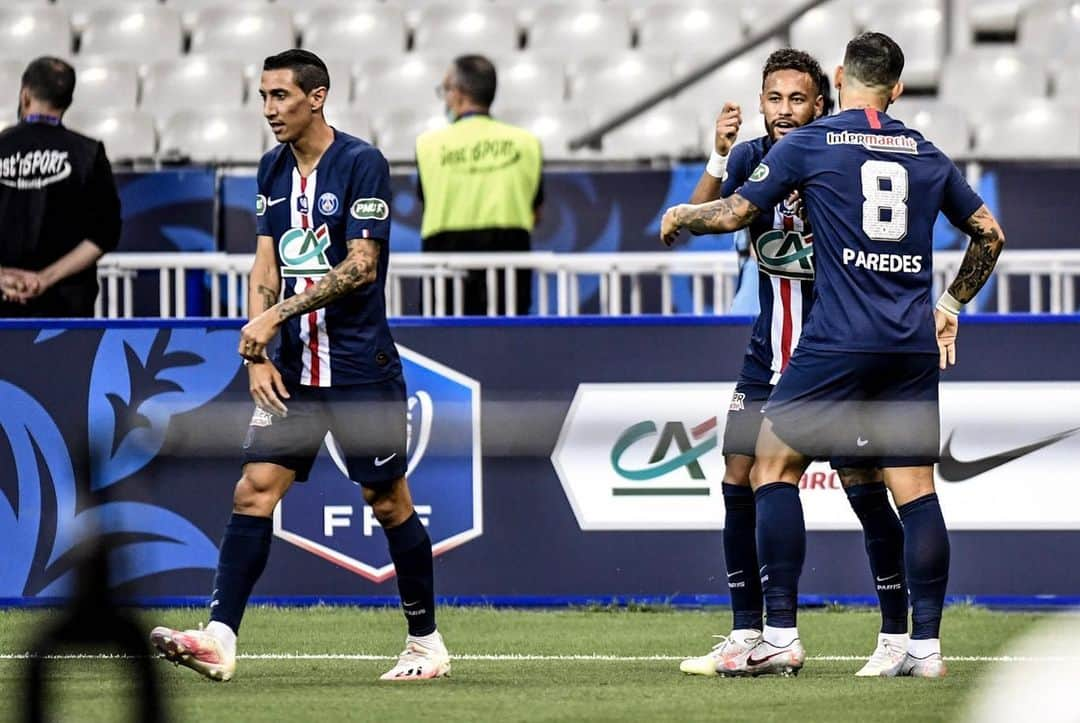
[1,318,1078,607]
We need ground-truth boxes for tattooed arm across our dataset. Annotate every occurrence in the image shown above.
[945,204,1006,304]
[934,204,1006,370]
[248,235,281,319]
[275,238,380,320]
[239,238,380,361]
[660,194,761,247]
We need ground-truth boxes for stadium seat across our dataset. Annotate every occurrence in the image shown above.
[674,42,782,122]
[0,7,71,61]
[354,55,447,115]
[568,54,674,110]
[79,7,183,64]
[966,0,1039,34]
[1054,61,1080,102]
[274,0,377,31]
[142,57,246,127]
[490,54,565,111]
[64,109,157,162]
[370,108,447,162]
[739,0,818,36]
[323,109,373,142]
[0,60,23,109]
[939,49,1049,108]
[302,6,407,60]
[500,105,593,161]
[189,6,296,69]
[973,99,1080,159]
[528,4,632,57]
[602,103,701,160]
[69,59,138,113]
[160,110,267,163]
[789,1,856,74]
[413,4,519,55]
[862,1,946,89]
[637,4,743,55]
[887,99,971,159]
[54,0,159,33]
[1018,1,1080,57]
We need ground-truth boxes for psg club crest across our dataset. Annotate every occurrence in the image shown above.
[273,347,482,582]
[318,192,339,215]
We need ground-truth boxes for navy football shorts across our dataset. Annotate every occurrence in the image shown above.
[764,348,941,468]
[242,373,408,490]
[721,354,774,458]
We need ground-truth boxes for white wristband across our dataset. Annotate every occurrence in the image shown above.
[936,290,963,316]
[705,149,729,179]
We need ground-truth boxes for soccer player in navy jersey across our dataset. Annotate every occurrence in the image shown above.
[677,49,910,679]
[661,33,1005,677]
[150,50,450,682]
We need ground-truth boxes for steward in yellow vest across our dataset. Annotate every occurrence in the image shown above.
[417,55,543,315]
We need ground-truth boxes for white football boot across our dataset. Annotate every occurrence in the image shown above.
[900,651,948,678]
[150,624,236,682]
[719,635,806,677]
[679,630,762,676]
[855,633,909,677]
[380,631,451,681]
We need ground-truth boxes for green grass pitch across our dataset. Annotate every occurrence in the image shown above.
[0,606,1048,722]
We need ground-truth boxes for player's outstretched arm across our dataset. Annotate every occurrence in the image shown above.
[689,102,742,204]
[934,204,1006,370]
[660,194,761,247]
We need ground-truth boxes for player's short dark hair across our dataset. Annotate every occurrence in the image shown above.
[263,49,330,94]
[843,32,905,90]
[451,55,497,108]
[761,48,825,97]
[818,71,835,115]
[21,57,76,111]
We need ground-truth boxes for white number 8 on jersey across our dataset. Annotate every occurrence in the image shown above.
[860,160,908,242]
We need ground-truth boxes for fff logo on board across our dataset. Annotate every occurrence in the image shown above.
[273,346,482,582]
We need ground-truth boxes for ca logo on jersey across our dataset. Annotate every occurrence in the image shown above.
[279,223,332,276]
[754,230,814,280]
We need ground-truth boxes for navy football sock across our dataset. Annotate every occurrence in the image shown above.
[898,493,950,640]
[385,512,436,637]
[845,482,909,635]
[722,483,763,631]
[209,513,273,634]
[754,482,805,629]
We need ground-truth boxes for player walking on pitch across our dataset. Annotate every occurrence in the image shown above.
[150,50,450,682]
[676,49,910,679]
[661,33,1005,677]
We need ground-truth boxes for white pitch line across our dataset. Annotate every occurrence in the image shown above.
[2,653,1079,663]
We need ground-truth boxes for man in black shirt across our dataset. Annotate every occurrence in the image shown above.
[0,57,121,317]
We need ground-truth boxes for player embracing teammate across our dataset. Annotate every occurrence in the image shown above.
[664,33,1005,678]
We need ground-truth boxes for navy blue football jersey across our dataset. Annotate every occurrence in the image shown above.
[255,130,399,386]
[722,135,815,384]
[738,107,983,353]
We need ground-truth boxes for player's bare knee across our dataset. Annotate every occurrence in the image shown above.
[838,467,882,489]
[364,486,413,528]
[722,454,753,487]
[232,475,271,515]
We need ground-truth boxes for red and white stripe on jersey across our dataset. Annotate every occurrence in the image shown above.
[767,207,806,385]
[290,168,332,387]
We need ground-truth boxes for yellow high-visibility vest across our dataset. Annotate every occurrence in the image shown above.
[416,115,542,239]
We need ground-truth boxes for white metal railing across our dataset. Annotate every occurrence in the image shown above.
[94,250,1080,319]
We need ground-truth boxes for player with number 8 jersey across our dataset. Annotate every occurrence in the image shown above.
[660,32,1006,677]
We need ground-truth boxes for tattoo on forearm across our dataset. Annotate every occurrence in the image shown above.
[275,239,379,321]
[680,195,760,234]
[257,284,278,311]
[949,205,1005,303]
